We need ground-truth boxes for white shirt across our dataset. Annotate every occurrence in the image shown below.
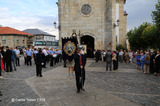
[103,52,106,57]
[120,51,124,56]
[42,49,48,56]
[14,49,20,56]
[81,50,84,55]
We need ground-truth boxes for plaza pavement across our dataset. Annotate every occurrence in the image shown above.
[0,58,160,106]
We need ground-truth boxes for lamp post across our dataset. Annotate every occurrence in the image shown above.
[53,21,60,30]
[112,19,120,50]
[113,19,120,28]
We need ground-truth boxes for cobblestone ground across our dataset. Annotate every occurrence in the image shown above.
[1,57,160,106]
[0,57,62,106]
[88,60,160,106]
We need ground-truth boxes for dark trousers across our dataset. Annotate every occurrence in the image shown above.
[36,63,42,76]
[59,54,62,62]
[43,56,47,67]
[113,60,116,70]
[106,61,112,71]
[115,60,118,70]
[46,55,49,63]
[33,54,36,63]
[0,67,1,76]
[55,57,58,64]
[150,63,155,74]
[96,56,100,62]
[6,60,12,72]
[50,56,54,66]
[27,56,32,66]
[156,64,160,73]
[75,70,85,91]
[16,57,20,66]
[24,57,27,65]
[55,56,59,64]
[64,60,67,67]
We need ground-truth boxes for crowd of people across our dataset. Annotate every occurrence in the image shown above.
[0,46,63,101]
[94,49,160,76]
[1,45,160,95]
[0,46,62,78]
[23,47,62,77]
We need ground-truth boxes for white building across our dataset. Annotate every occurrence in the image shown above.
[23,29,56,41]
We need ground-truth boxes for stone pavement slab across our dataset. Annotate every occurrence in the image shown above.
[1,58,160,105]
[25,65,140,106]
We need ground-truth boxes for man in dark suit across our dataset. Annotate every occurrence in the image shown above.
[115,50,119,70]
[74,48,86,93]
[155,50,160,76]
[150,50,155,74]
[105,49,112,71]
[95,50,101,62]
[5,46,13,72]
[35,49,45,77]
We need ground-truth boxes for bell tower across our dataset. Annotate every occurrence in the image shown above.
[57,0,127,51]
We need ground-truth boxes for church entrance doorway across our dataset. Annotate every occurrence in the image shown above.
[81,35,94,58]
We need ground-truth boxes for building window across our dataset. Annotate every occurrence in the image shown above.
[36,36,41,41]
[2,36,6,44]
[17,36,19,44]
[22,36,24,44]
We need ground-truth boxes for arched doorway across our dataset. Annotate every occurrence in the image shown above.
[81,35,94,58]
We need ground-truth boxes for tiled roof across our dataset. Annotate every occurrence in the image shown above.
[23,29,55,37]
[0,27,34,36]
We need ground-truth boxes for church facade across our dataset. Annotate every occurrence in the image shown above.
[57,0,128,51]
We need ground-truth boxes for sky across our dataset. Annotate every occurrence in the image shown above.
[0,0,158,39]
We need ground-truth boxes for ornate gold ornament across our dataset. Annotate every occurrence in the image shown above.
[63,41,76,56]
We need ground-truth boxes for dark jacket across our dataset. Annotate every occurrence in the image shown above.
[11,50,16,61]
[0,53,1,67]
[5,49,12,61]
[81,54,87,67]
[1,50,5,60]
[74,53,81,72]
[150,54,155,64]
[155,54,160,66]
[35,53,45,64]
[105,51,112,62]
[95,50,101,58]
[74,53,86,72]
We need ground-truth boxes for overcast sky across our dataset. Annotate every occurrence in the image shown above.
[125,0,157,30]
[0,0,158,39]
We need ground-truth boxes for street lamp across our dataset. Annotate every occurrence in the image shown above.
[113,19,120,28]
[53,21,60,30]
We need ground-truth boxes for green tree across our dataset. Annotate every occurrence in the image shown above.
[152,0,160,28]
[127,22,149,50]
[143,24,160,49]
[116,44,127,51]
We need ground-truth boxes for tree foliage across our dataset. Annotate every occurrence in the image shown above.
[116,44,127,51]
[127,0,160,50]
[152,0,160,28]
[127,23,149,50]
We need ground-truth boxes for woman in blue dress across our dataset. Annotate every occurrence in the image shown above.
[140,52,146,72]
[136,51,141,70]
